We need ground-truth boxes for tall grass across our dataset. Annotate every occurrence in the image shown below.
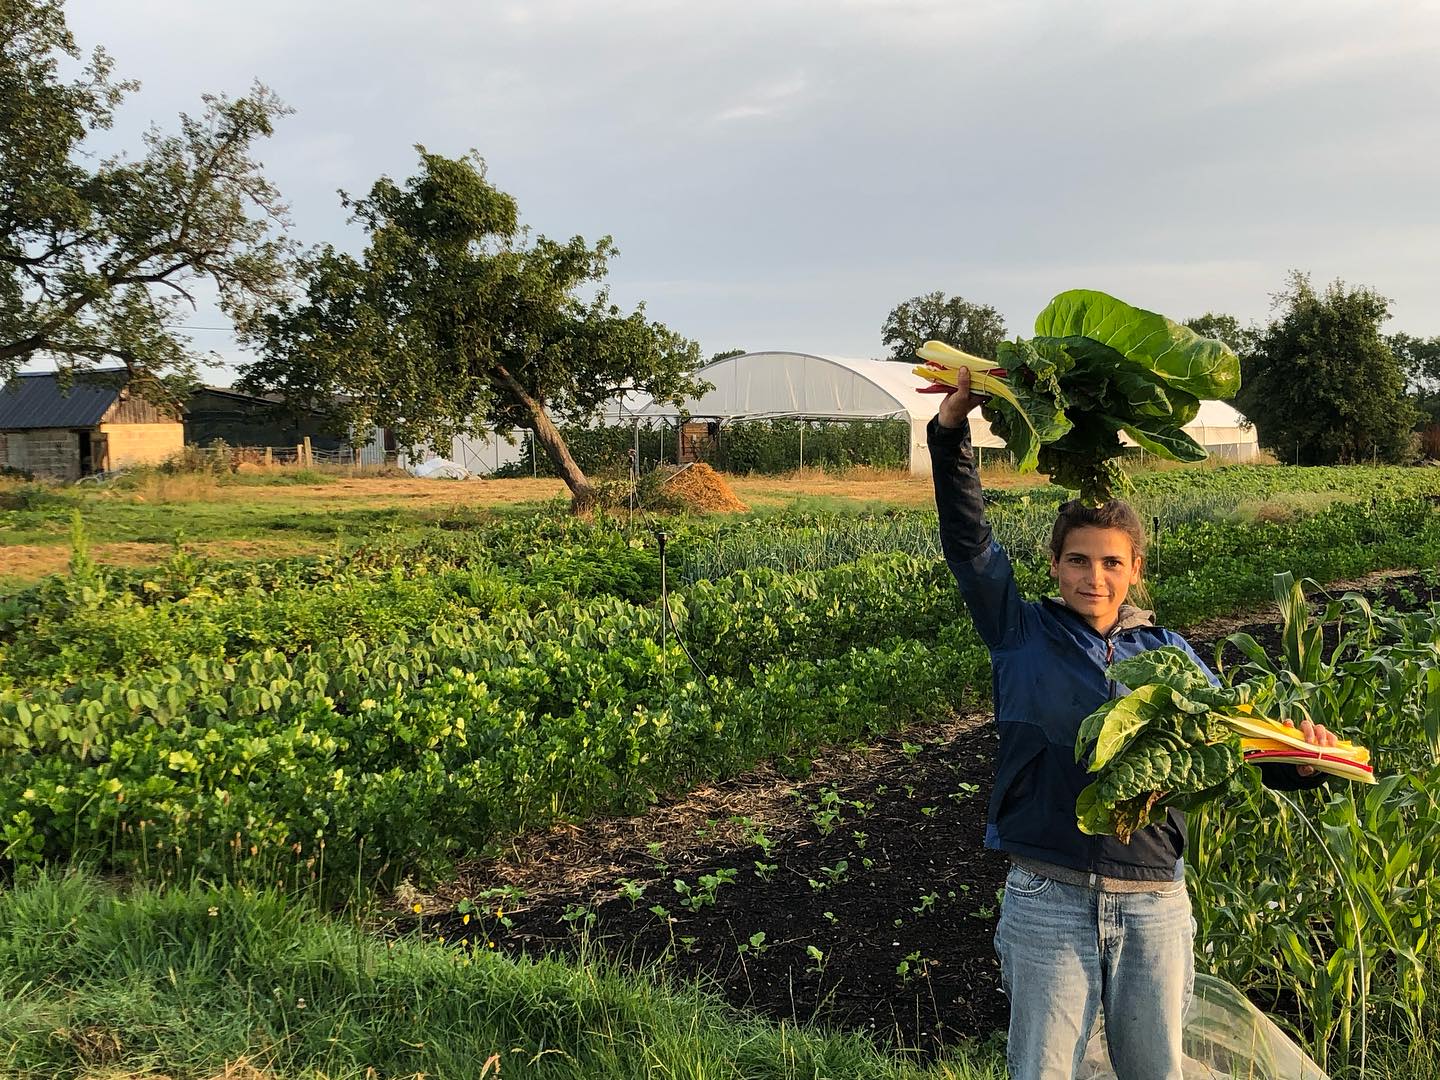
[0,872,1005,1080]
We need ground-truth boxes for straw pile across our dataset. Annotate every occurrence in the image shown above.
[660,462,748,512]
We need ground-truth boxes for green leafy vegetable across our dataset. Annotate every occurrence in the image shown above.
[967,290,1241,504]
[1076,647,1253,843]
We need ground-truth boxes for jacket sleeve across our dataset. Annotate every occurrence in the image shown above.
[929,415,1027,651]
[1168,634,1330,793]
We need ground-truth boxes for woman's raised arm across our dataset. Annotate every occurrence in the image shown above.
[930,372,1027,651]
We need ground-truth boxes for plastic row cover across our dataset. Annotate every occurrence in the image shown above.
[1078,974,1328,1080]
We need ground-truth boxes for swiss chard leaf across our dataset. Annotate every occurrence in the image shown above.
[1114,417,1208,463]
[1081,683,1172,772]
[1032,289,1241,401]
[984,341,1073,472]
[1075,782,1115,836]
[1108,646,1212,694]
[918,289,1239,502]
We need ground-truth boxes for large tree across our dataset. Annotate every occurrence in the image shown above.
[1390,332,1440,427]
[238,150,705,510]
[881,291,1006,362]
[1233,272,1417,465]
[1,0,291,400]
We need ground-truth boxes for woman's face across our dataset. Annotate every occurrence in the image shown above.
[1049,525,1144,633]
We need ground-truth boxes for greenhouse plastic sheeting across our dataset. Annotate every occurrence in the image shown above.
[1077,973,1328,1080]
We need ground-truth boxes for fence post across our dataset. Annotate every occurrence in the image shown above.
[264,447,273,468]
[799,424,805,470]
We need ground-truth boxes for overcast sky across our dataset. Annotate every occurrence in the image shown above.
[57,0,1440,379]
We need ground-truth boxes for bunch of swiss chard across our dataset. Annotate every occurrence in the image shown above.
[1074,646,1265,843]
[981,290,1240,504]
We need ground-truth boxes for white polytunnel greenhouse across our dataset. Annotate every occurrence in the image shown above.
[398,350,1259,478]
[620,351,1259,478]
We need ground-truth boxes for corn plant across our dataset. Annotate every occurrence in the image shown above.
[1192,572,1440,1074]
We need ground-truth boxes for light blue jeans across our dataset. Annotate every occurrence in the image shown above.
[994,864,1195,1080]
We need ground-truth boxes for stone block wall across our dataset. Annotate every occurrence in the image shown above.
[0,429,81,480]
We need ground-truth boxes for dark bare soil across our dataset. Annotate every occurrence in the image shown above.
[390,569,1438,1055]
[407,714,1009,1054]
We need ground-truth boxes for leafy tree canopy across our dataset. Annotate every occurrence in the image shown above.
[238,149,706,509]
[1389,331,1440,427]
[882,291,1005,362]
[0,0,291,401]
[1233,272,1418,465]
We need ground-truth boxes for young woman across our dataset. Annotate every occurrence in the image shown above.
[930,371,1338,1080]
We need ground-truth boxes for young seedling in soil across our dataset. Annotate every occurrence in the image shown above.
[675,868,737,911]
[561,902,596,930]
[736,930,768,956]
[896,950,937,983]
[805,944,826,976]
[806,788,845,834]
[616,878,646,907]
[912,891,939,916]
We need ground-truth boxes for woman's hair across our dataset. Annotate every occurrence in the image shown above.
[1049,498,1150,604]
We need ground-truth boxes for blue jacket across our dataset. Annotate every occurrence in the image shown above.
[930,417,1324,882]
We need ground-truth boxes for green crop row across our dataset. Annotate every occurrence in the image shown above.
[4,477,1440,900]
[1,551,987,888]
[1190,575,1440,1072]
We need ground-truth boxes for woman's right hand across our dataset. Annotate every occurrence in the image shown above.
[937,366,984,429]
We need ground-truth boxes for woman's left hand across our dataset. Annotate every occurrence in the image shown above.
[1284,717,1340,777]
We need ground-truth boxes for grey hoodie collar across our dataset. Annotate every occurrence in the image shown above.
[1045,596,1155,636]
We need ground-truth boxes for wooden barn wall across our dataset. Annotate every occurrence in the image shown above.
[102,391,179,425]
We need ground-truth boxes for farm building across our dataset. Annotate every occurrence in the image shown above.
[623,351,1260,477]
[185,385,392,465]
[0,369,184,480]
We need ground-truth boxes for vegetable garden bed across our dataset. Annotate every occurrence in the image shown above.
[387,568,1440,1062]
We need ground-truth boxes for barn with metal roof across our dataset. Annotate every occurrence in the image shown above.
[0,369,184,480]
